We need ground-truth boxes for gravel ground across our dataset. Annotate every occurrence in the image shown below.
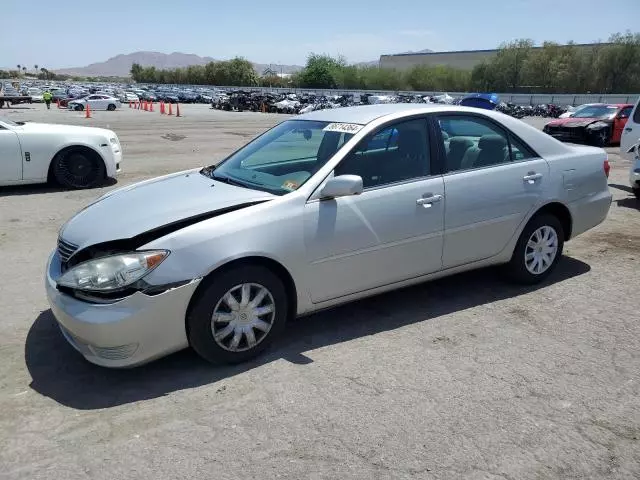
[0,103,639,480]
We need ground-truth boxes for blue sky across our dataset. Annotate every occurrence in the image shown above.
[4,0,639,68]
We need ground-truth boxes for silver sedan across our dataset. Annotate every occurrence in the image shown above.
[45,104,612,367]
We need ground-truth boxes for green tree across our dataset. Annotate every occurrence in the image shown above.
[299,54,342,88]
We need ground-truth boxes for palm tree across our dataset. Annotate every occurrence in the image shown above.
[16,64,21,70]
[22,66,27,76]
[40,68,48,80]
[34,64,38,74]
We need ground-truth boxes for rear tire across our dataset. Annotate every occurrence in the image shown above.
[52,149,106,189]
[504,214,564,284]
[74,104,84,111]
[107,104,116,111]
[187,265,288,365]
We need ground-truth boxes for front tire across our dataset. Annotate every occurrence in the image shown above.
[505,214,564,284]
[52,149,106,189]
[74,104,84,111]
[593,129,609,147]
[187,265,288,365]
[107,103,116,111]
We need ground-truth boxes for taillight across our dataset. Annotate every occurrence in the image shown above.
[604,158,610,178]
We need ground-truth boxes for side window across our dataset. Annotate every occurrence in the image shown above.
[335,118,430,188]
[618,106,633,119]
[508,134,536,162]
[633,103,640,123]
[437,115,529,172]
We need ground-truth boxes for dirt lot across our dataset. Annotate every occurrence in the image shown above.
[1,103,639,479]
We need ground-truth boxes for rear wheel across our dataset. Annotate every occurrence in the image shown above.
[505,214,564,284]
[187,265,288,365]
[107,103,116,111]
[74,104,84,111]
[52,148,106,189]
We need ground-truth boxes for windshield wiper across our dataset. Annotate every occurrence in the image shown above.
[210,172,252,189]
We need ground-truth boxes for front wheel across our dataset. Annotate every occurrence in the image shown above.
[107,103,116,111]
[187,265,288,364]
[52,149,106,189]
[74,104,84,111]
[504,214,564,284]
[592,129,609,147]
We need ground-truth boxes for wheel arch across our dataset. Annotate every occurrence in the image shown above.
[185,255,298,337]
[530,201,573,240]
[47,143,108,183]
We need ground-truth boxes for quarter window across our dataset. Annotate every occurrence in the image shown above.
[436,115,535,173]
[335,119,430,188]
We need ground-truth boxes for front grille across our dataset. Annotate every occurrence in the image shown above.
[57,238,79,263]
[547,127,584,142]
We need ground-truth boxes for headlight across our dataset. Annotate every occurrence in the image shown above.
[57,250,169,292]
[109,137,118,145]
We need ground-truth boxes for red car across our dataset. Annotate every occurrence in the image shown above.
[543,103,634,146]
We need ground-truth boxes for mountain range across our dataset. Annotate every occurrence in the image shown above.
[53,52,305,77]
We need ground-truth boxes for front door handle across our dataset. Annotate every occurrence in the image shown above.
[523,173,543,184]
[625,127,633,132]
[416,194,443,206]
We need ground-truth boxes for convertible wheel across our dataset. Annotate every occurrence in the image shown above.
[188,265,288,365]
[52,149,106,189]
[505,214,564,284]
[107,104,116,111]
[593,129,609,147]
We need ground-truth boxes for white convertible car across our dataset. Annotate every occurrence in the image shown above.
[68,94,122,111]
[0,117,121,188]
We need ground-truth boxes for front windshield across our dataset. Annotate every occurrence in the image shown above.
[572,105,618,119]
[202,120,358,195]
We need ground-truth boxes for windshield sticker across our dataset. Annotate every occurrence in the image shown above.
[323,122,363,134]
[282,180,300,191]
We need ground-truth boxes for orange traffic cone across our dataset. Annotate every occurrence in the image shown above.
[129,101,132,108]
[168,103,173,115]
[56,99,61,109]
[85,103,91,118]
[176,103,181,117]
[149,101,154,112]
[160,101,165,114]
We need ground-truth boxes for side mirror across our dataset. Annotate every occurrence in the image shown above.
[320,175,363,199]
[618,113,630,119]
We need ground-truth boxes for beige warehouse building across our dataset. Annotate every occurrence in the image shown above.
[379,43,605,71]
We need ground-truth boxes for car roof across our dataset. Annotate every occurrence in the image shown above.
[295,103,523,125]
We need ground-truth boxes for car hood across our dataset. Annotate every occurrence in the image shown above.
[59,169,276,250]
[15,122,114,137]
[546,117,608,128]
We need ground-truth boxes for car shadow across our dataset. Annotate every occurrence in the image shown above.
[26,257,591,410]
[609,183,633,194]
[0,178,117,197]
[615,197,640,210]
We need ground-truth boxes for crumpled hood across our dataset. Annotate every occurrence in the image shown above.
[60,170,275,249]
[546,117,607,128]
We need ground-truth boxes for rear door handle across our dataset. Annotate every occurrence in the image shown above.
[416,194,443,206]
[523,173,542,184]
